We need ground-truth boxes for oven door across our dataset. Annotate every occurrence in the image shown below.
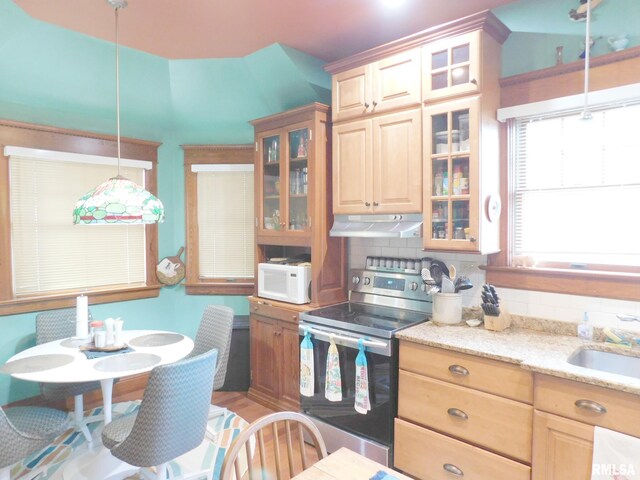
[298,322,398,447]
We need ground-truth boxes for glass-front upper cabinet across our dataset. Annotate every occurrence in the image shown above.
[261,134,282,231]
[287,128,309,232]
[422,31,480,101]
[256,124,311,239]
[423,97,479,251]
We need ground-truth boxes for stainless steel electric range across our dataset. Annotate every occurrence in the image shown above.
[299,258,433,466]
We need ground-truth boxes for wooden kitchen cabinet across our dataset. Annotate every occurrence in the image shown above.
[423,95,500,253]
[532,373,640,479]
[248,297,308,411]
[332,49,421,122]
[251,103,347,307]
[333,108,422,214]
[422,31,481,101]
[395,341,533,479]
[532,411,594,480]
[253,107,321,242]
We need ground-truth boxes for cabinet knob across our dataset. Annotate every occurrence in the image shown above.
[448,364,469,376]
[470,78,478,85]
[447,407,469,420]
[575,399,607,414]
[373,201,379,207]
[469,237,477,243]
[443,464,464,477]
[365,202,371,207]
[364,102,370,109]
[372,100,378,107]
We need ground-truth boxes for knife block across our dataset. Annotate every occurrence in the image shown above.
[484,305,511,332]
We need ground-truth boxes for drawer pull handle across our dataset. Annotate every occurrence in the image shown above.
[448,364,469,376]
[443,463,464,476]
[447,407,468,420]
[575,399,607,414]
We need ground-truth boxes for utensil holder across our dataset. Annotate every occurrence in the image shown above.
[433,293,462,325]
[483,305,512,332]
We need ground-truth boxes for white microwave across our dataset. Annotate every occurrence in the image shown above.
[258,263,311,304]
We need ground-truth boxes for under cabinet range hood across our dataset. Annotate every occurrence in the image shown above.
[330,214,422,238]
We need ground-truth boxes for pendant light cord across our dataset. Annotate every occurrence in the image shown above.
[582,0,592,120]
[115,5,122,175]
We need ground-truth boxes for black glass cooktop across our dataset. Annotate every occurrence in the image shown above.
[300,302,429,338]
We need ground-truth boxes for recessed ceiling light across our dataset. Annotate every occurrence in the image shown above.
[381,0,406,8]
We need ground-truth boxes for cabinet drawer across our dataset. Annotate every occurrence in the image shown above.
[394,418,531,480]
[400,341,533,403]
[399,371,532,463]
[250,300,300,323]
[535,374,640,438]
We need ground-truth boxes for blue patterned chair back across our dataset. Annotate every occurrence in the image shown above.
[190,305,234,390]
[36,308,93,344]
[0,405,69,469]
[109,348,218,467]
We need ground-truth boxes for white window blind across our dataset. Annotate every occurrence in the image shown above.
[513,102,640,267]
[196,165,254,278]
[9,154,146,295]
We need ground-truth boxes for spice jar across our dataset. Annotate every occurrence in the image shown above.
[89,320,104,344]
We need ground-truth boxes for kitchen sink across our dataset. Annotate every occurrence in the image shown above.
[567,348,640,380]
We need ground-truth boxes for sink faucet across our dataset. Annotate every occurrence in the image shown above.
[617,314,640,323]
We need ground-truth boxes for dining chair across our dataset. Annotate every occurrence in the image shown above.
[101,347,218,480]
[189,305,234,432]
[0,404,70,480]
[219,411,328,480]
[35,308,103,442]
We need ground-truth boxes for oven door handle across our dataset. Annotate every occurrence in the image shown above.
[299,324,392,356]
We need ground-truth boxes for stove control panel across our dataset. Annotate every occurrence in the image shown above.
[350,268,432,303]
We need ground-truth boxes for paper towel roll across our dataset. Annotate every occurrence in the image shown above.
[76,295,89,339]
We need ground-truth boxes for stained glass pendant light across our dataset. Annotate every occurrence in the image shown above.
[73,0,164,225]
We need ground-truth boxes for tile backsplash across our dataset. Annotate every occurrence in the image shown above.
[348,237,640,334]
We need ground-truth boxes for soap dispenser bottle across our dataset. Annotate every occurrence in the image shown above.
[577,312,593,341]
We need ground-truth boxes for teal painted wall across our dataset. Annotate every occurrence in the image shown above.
[0,0,331,405]
[494,0,639,77]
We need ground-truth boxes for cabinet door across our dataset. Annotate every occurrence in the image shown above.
[422,31,480,101]
[532,411,593,480]
[278,321,301,410]
[333,119,373,214]
[286,125,311,233]
[250,314,279,400]
[257,131,285,233]
[423,97,480,251]
[371,49,421,114]
[332,65,371,122]
[372,108,422,214]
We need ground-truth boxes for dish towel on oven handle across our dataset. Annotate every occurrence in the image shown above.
[300,328,314,397]
[325,335,342,402]
[355,339,371,414]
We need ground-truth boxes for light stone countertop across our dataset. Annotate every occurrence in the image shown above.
[396,319,640,396]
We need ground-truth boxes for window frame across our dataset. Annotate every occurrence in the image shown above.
[183,144,254,295]
[486,52,640,301]
[0,120,162,315]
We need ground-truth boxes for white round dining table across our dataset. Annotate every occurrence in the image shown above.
[2,329,195,480]
[4,329,194,425]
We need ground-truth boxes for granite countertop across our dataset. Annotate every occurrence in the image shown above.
[396,317,640,396]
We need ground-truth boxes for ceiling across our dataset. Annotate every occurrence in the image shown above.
[13,0,516,61]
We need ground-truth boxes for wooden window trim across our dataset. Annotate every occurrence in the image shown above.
[183,144,254,295]
[0,120,161,315]
[487,53,640,301]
